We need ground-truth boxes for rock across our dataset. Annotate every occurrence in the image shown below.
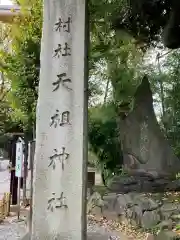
[157,220,173,230]
[108,173,178,193]
[160,204,179,220]
[166,179,180,191]
[116,194,134,208]
[109,176,138,193]
[111,194,133,216]
[90,206,103,218]
[119,76,180,179]
[171,214,180,221]
[161,204,178,212]
[155,230,180,240]
[87,192,104,214]
[129,205,143,226]
[152,178,170,187]
[101,194,119,220]
[146,233,155,240]
[103,193,118,212]
[111,176,137,185]
[141,210,160,229]
[134,195,159,211]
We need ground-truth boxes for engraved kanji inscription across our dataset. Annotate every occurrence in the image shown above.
[52,73,71,91]
[55,17,71,33]
[50,110,60,128]
[60,111,70,126]
[47,192,68,211]
[56,192,68,209]
[53,43,71,58]
[50,110,70,128]
[48,147,69,170]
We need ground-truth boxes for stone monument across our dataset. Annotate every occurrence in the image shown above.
[109,76,180,193]
[32,1,87,239]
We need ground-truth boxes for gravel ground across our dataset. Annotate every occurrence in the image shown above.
[87,223,121,240]
[0,216,128,240]
[88,215,147,240]
[87,215,128,240]
[0,219,26,240]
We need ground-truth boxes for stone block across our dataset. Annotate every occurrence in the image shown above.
[134,195,159,211]
[157,220,173,230]
[155,230,180,240]
[116,194,134,208]
[166,180,180,191]
[103,193,117,212]
[87,192,104,214]
[141,210,160,229]
[146,233,155,240]
[161,204,179,220]
[171,214,180,221]
[90,206,103,218]
[131,205,143,226]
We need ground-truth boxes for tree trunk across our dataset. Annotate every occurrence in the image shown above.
[157,53,167,134]
[103,79,110,104]
[32,1,87,239]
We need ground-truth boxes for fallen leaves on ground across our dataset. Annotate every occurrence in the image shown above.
[88,214,147,240]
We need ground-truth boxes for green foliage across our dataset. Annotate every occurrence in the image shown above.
[0,0,42,137]
[88,103,123,182]
[111,0,171,46]
[157,51,180,157]
[176,173,180,180]
[175,224,180,231]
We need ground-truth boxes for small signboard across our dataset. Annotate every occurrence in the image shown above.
[15,138,23,177]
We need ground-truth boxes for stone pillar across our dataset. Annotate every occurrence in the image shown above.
[32,0,87,239]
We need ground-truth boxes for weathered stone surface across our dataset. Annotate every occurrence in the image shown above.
[134,195,159,211]
[103,193,117,211]
[171,214,180,221]
[160,204,179,220]
[155,230,180,240]
[146,233,155,240]
[157,220,173,230]
[116,194,134,208]
[108,176,138,193]
[109,174,180,194]
[87,192,104,214]
[160,203,178,213]
[129,205,143,226]
[89,192,180,231]
[32,1,87,239]
[112,176,138,185]
[141,210,160,229]
[166,179,180,191]
[119,76,180,179]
